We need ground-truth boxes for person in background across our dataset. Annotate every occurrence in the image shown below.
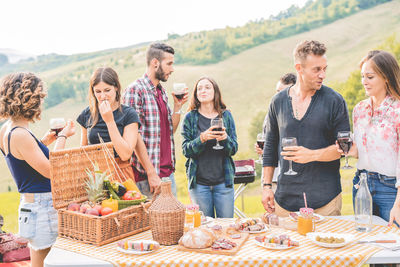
[77,67,157,184]
[182,77,238,218]
[0,73,75,267]
[337,50,400,226]
[123,43,188,197]
[261,40,350,216]
[255,73,296,191]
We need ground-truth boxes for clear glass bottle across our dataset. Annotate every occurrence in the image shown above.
[354,173,372,232]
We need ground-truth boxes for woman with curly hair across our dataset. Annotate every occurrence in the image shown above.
[0,72,75,267]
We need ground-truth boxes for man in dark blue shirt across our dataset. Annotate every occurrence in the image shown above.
[261,40,350,216]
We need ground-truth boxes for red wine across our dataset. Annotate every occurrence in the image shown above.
[213,127,223,132]
[257,141,265,149]
[175,93,184,100]
[51,127,63,135]
[338,137,352,153]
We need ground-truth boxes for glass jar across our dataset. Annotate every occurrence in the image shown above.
[297,208,315,235]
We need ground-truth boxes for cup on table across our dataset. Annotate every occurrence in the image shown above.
[297,208,315,235]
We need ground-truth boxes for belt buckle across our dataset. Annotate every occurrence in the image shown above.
[23,193,35,203]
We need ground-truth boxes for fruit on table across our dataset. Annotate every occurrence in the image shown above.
[67,202,81,212]
[93,204,102,214]
[122,190,142,200]
[100,207,113,216]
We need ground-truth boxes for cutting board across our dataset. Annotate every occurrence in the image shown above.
[177,231,250,256]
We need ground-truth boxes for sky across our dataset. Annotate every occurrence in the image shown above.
[0,0,308,56]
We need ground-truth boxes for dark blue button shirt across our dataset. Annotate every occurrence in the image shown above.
[263,85,350,211]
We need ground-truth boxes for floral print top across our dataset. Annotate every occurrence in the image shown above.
[353,95,400,187]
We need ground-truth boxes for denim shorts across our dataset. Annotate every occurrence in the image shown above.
[19,192,58,250]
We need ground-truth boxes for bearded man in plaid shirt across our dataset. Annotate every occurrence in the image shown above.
[123,43,188,197]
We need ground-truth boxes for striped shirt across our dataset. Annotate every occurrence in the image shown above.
[123,74,175,177]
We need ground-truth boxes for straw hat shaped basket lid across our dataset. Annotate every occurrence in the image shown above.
[148,177,185,245]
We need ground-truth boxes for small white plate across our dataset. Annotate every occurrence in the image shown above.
[240,224,268,234]
[254,239,297,250]
[306,232,355,248]
[289,212,325,223]
[201,216,214,225]
[116,246,155,255]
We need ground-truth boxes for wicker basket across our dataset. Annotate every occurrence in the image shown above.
[50,143,150,246]
[147,179,185,245]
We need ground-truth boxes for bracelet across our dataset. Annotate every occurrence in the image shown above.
[262,183,272,189]
[56,135,67,139]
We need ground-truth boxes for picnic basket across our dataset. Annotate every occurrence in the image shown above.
[50,143,150,246]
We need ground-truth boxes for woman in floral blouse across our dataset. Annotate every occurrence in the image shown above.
[343,50,400,225]
[181,77,238,218]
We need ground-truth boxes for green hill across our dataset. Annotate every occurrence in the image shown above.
[0,0,400,193]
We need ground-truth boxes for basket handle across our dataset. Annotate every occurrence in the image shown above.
[114,213,138,228]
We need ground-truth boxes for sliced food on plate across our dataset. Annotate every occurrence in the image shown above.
[255,234,299,250]
[117,239,160,254]
[234,218,267,233]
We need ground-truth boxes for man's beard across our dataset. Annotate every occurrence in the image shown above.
[155,66,168,82]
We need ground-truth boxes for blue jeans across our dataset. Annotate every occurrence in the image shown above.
[136,173,177,199]
[189,182,234,218]
[353,170,397,222]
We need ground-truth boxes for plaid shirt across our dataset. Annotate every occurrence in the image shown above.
[123,74,175,176]
[181,109,238,189]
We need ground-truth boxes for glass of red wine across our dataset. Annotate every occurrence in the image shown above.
[337,131,353,169]
[256,133,265,164]
[173,83,187,114]
[210,118,224,150]
[282,137,298,175]
[49,118,66,136]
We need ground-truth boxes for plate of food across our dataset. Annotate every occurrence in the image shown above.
[254,234,299,250]
[289,212,325,223]
[306,232,355,248]
[117,239,160,254]
[201,216,214,225]
[235,218,268,233]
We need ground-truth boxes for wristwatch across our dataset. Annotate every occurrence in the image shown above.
[262,183,272,189]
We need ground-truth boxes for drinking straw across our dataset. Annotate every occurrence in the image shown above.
[303,192,308,209]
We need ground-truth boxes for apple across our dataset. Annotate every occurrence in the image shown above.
[133,192,142,200]
[100,207,113,216]
[85,208,100,216]
[80,203,91,214]
[93,204,102,214]
[67,202,80,212]
[122,190,142,200]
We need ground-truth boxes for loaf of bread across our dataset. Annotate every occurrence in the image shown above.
[179,227,216,249]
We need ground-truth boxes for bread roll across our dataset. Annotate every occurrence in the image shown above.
[179,228,216,249]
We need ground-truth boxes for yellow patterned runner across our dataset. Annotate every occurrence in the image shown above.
[54,217,400,267]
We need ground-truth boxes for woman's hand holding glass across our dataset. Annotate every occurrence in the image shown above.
[58,120,76,138]
[200,125,226,143]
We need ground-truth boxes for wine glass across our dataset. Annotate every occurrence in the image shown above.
[256,133,265,164]
[210,118,224,150]
[49,118,66,136]
[173,83,187,114]
[337,131,353,169]
[282,137,298,175]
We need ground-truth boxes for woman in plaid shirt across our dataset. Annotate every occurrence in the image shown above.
[182,77,238,218]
